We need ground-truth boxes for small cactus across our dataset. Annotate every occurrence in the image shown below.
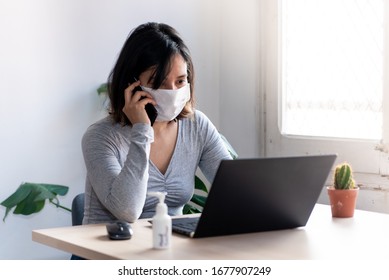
[334,163,355,190]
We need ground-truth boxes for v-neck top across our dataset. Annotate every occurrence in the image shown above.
[81,110,232,224]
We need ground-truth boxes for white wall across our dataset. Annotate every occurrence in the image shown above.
[218,0,261,158]
[0,0,261,259]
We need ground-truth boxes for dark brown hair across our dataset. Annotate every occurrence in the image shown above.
[108,22,195,125]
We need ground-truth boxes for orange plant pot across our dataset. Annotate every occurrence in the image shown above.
[327,187,359,218]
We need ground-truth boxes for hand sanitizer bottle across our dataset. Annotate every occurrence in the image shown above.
[148,192,171,249]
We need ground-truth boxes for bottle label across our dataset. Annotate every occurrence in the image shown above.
[156,225,170,248]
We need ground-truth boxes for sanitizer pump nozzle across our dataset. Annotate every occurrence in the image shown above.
[148,192,171,249]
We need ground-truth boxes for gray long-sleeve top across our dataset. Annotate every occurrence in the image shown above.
[81,110,231,224]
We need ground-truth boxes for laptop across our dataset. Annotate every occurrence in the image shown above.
[172,154,337,238]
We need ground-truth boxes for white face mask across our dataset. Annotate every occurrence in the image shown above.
[141,84,191,122]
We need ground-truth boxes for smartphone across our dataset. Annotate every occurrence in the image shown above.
[132,78,158,126]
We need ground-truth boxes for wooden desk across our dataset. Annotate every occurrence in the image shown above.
[32,204,389,260]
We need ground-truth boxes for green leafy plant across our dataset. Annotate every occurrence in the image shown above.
[1,182,70,221]
[334,163,356,190]
[183,176,209,214]
[97,83,108,96]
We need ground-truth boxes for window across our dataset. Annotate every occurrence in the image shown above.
[261,0,389,175]
[281,0,383,140]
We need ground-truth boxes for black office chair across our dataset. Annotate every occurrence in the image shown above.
[71,193,85,226]
[70,193,85,260]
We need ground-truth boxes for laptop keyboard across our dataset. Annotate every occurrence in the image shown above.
[172,217,199,237]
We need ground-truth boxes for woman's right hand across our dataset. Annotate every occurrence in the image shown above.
[122,81,156,125]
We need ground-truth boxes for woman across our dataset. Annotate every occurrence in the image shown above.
[82,22,231,224]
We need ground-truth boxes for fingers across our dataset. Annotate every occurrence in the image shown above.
[122,81,156,125]
[124,81,155,105]
[123,80,140,104]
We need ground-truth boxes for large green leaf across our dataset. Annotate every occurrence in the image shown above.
[37,183,69,196]
[191,194,207,208]
[1,182,70,221]
[183,204,202,214]
[194,176,208,193]
[1,183,31,209]
[13,191,45,215]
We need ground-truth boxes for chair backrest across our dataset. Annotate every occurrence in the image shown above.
[71,193,85,226]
